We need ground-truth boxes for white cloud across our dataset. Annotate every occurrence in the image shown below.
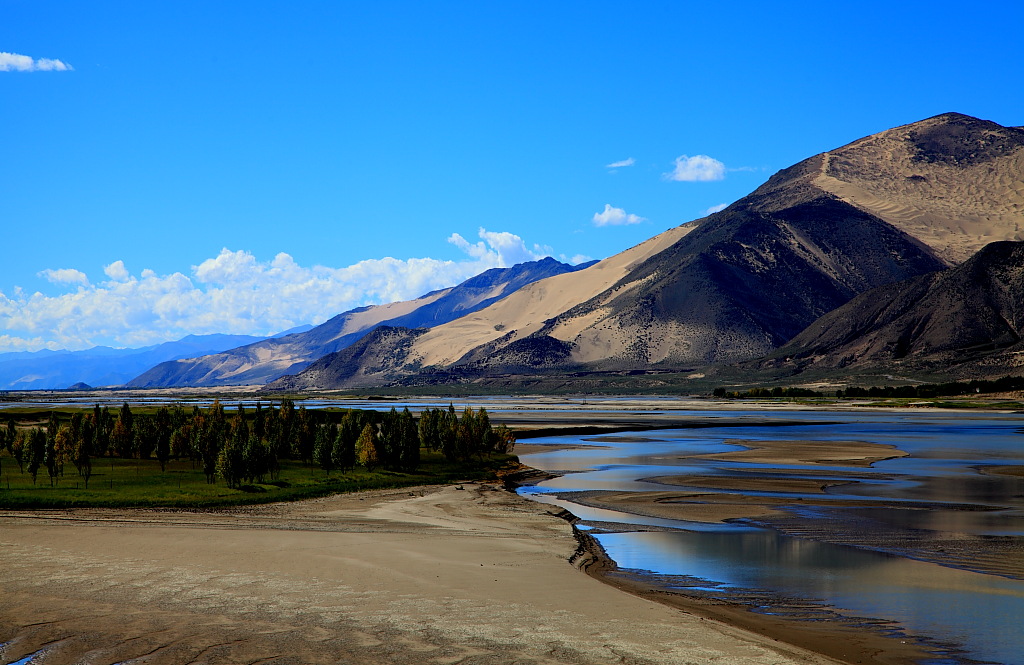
[665,154,726,182]
[104,260,130,282]
[606,157,635,169]
[592,204,645,227]
[0,229,558,352]
[704,203,728,215]
[0,52,73,72]
[447,228,549,267]
[37,268,89,285]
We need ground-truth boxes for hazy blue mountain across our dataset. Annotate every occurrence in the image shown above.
[0,334,268,390]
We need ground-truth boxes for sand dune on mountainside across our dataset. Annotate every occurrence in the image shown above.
[814,116,1024,264]
[409,222,700,367]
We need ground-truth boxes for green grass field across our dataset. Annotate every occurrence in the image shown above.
[0,450,515,509]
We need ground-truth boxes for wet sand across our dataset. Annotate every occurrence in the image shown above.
[693,438,908,467]
[0,483,854,665]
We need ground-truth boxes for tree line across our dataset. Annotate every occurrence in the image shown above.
[710,375,1024,400]
[836,375,1024,399]
[0,401,515,490]
[712,387,823,398]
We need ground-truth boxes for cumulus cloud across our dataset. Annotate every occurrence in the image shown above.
[0,229,557,352]
[592,204,645,227]
[704,203,728,215]
[104,260,130,282]
[664,154,726,182]
[447,228,549,267]
[606,157,635,169]
[37,268,89,285]
[0,52,73,72]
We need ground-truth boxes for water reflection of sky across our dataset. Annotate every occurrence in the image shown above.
[519,411,1024,665]
[597,529,1024,665]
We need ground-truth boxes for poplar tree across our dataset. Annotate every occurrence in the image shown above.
[314,423,336,476]
[399,407,420,471]
[26,428,46,485]
[356,423,380,470]
[10,430,25,473]
[44,415,62,486]
[334,410,359,471]
[293,406,316,464]
[155,406,172,471]
[70,421,93,488]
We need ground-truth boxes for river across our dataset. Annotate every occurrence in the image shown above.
[516,410,1024,665]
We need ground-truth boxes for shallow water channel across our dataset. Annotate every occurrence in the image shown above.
[517,411,1024,665]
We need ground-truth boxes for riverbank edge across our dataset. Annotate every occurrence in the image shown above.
[500,464,932,665]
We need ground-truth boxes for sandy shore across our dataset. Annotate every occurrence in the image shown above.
[0,482,852,665]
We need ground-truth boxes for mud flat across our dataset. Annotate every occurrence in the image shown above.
[0,482,871,665]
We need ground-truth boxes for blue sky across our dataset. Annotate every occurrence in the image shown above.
[3,1,1022,351]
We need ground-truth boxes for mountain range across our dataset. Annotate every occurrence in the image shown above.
[270,112,1024,391]
[16,112,1021,393]
[0,334,270,390]
[126,257,590,388]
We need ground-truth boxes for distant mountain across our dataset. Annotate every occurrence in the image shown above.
[0,334,267,390]
[760,241,1024,380]
[271,112,1024,390]
[127,257,590,388]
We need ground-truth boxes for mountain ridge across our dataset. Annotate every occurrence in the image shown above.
[268,112,1024,391]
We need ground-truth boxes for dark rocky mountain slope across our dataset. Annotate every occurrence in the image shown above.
[761,241,1024,379]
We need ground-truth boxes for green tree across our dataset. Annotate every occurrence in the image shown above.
[113,403,135,457]
[418,408,440,451]
[439,405,459,461]
[217,435,244,489]
[243,433,272,483]
[0,416,14,478]
[70,421,93,488]
[195,401,226,484]
[378,407,400,469]
[277,399,296,459]
[334,410,360,471]
[155,406,172,471]
[95,405,113,456]
[398,407,420,471]
[10,430,25,473]
[293,406,316,464]
[26,428,46,485]
[44,415,62,486]
[314,423,336,476]
[4,416,16,452]
[252,401,266,442]
[135,416,157,460]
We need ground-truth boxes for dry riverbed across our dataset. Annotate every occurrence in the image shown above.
[0,482,862,665]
